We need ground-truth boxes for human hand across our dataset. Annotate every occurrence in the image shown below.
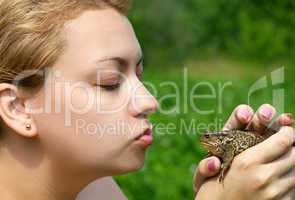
[193,104,294,198]
[196,126,295,200]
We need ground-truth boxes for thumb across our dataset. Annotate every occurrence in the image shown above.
[193,156,221,195]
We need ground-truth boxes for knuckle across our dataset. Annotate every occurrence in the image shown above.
[251,173,270,190]
[280,126,295,135]
[264,187,281,200]
[235,156,252,170]
[278,137,290,149]
[276,133,293,149]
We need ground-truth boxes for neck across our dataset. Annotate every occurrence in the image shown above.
[0,133,104,200]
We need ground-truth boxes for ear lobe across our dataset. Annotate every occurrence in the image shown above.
[0,83,38,138]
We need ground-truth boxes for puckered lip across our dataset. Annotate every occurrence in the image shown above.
[134,127,152,140]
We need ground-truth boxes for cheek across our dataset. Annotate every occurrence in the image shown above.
[31,83,134,168]
[69,87,131,137]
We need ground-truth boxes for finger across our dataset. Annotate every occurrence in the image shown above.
[266,147,295,178]
[222,104,254,131]
[241,126,295,164]
[280,189,295,200]
[265,169,295,200]
[246,104,276,133]
[271,113,294,132]
[193,157,221,195]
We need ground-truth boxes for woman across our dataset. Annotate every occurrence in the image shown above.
[0,0,294,199]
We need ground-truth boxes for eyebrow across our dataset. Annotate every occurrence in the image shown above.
[95,54,144,69]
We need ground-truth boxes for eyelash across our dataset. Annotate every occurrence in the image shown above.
[95,65,142,91]
[97,83,121,91]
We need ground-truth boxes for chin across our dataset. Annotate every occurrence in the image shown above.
[112,155,146,176]
[104,144,149,176]
[128,159,145,171]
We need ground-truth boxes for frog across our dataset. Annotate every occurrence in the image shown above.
[199,129,275,183]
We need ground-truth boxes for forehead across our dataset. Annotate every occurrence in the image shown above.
[56,9,141,74]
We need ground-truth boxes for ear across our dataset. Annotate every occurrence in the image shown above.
[0,83,38,138]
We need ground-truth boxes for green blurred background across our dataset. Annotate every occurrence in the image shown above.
[114,1,295,199]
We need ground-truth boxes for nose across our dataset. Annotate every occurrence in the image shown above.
[128,81,158,118]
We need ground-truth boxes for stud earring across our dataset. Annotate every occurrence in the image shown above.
[25,123,31,130]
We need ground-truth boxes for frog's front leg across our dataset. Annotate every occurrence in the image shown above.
[218,149,235,183]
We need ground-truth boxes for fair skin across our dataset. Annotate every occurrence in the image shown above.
[0,8,293,200]
[194,104,295,200]
[0,9,158,200]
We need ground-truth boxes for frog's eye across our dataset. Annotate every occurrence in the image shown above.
[204,134,210,139]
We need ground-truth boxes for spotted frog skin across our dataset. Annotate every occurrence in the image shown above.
[199,130,275,183]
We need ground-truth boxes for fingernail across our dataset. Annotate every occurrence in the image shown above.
[238,108,252,122]
[286,113,293,121]
[281,113,293,124]
[259,106,273,120]
[207,159,216,172]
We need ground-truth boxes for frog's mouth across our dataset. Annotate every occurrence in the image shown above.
[199,141,215,151]
[200,140,224,158]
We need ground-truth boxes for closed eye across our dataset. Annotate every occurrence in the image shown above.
[96,83,121,91]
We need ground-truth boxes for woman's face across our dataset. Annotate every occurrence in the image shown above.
[29,8,158,176]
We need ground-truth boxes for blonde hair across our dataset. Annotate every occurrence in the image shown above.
[0,0,131,90]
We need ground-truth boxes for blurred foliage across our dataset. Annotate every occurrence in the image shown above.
[128,0,295,65]
[115,63,295,199]
[115,1,295,200]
